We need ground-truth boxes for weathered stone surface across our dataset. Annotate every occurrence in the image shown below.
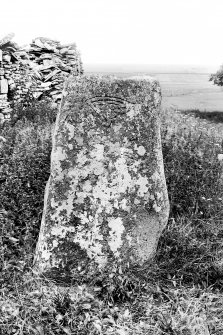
[3,55,11,63]
[34,75,169,278]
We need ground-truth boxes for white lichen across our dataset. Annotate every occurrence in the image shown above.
[136,175,149,197]
[51,146,67,180]
[153,202,161,212]
[90,143,104,160]
[66,122,75,140]
[74,136,84,146]
[51,225,76,238]
[137,146,146,156]
[126,103,141,119]
[108,217,125,255]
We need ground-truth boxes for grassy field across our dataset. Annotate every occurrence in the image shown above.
[86,65,223,112]
[156,73,223,112]
[113,73,223,111]
[0,95,223,334]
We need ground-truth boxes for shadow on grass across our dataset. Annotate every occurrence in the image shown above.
[180,109,223,123]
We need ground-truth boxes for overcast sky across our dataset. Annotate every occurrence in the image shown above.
[0,0,223,67]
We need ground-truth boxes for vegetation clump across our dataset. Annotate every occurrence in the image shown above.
[0,99,54,267]
[210,64,223,86]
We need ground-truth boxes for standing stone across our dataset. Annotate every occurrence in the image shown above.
[34,75,169,279]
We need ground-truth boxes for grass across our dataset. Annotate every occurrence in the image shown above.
[181,109,223,124]
[0,102,223,334]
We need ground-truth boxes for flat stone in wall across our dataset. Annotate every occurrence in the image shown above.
[34,75,169,280]
[0,79,8,94]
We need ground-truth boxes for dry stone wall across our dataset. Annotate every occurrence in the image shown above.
[34,75,170,281]
[0,34,83,122]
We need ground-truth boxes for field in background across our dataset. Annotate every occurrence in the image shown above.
[86,64,223,111]
[157,73,223,111]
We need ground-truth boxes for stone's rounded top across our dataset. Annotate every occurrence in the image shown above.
[62,74,161,108]
[67,74,158,85]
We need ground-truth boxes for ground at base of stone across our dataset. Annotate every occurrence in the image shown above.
[0,269,222,335]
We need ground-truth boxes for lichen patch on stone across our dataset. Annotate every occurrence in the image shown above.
[108,217,125,256]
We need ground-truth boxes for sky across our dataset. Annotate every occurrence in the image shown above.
[0,0,223,68]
